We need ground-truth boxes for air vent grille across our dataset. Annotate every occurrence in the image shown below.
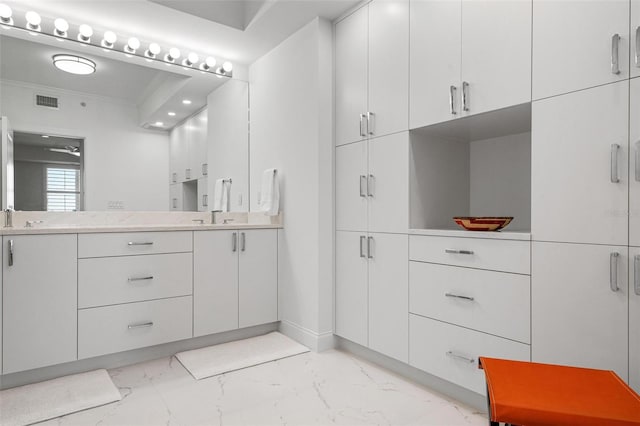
[36,94,59,109]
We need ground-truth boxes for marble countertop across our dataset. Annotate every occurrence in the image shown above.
[0,223,282,235]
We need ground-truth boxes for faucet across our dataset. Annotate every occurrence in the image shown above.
[4,208,14,228]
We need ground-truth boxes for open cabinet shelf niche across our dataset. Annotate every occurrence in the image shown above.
[410,103,532,233]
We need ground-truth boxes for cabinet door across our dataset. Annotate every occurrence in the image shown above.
[336,141,368,232]
[197,178,209,212]
[169,125,186,184]
[532,0,630,100]
[461,0,531,116]
[336,5,368,146]
[633,0,640,78]
[409,0,461,128]
[368,0,408,137]
[368,132,409,233]
[169,183,183,211]
[189,109,208,180]
[532,81,629,245]
[239,230,278,328]
[368,233,408,362]
[631,78,640,246]
[630,246,640,393]
[335,231,368,346]
[194,231,239,337]
[532,242,628,380]
[2,235,77,374]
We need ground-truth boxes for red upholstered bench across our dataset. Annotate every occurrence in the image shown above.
[479,357,640,426]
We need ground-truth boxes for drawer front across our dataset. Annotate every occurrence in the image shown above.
[409,235,530,274]
[409,261,530,343]
[78,253,193,308]
[78,231,192,258]
[409,314,530,395]
[78,296,192,359]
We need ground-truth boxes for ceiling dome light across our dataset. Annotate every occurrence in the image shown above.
[164,47,180,63]
[124,37,140,55]
[145,42,161,59]
[78,24,93,42]
[155,121,164,126]
[168,112,176,116]
[199,56,216,71]
[182,99,192,105]
[53,18,69,37]
[182,52,199,67]
[53,54,96,75]
[222,61,233,73]
[101,31,116,48]
[0,4,14,26]
[25,11,41,32]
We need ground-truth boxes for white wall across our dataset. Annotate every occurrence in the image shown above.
[249,18,334,347]
[0,81,169,211]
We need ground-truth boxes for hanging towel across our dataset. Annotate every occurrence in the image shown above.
[260,169,279,216]
[213,178,231,212]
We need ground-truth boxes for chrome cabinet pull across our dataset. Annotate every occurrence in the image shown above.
[611,33,621,75]
[202,194,208,207]
[128,276,154,282]
[185,168,191,180]
[446,351,475,364]
[128,241,153,246]
[449,85,457,115]
[367,236,374,259]
[445,293,475,301]
[635,255,640,296]
[172,198,177,209]
[8,239,13,266]
[128,321,153,330]
[462,81,470,112]
[232,232,237,252]
[445,248,474,255]
[367,112,375,136]
[202,163,208,176]
[359,175,367,197]
[610,252,620,292]
[611,143,620,183]
[367,174,374,197]
[636,26,640,67]
[359,114,366,137]
[240,232,246,252]
[635,141,640,182]
[172,172,177,183]
[359,235,366,258]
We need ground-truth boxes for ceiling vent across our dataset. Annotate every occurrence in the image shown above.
[35,94,59,109]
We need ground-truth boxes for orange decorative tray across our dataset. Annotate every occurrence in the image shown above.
[453,217,513,231]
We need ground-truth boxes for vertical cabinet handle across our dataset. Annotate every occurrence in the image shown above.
[202,194,208,207]
[611,33,621,75]
[610,252,619,292]
[635,26,640,67]
[635,141,640,182]
[172,172,177,183]
[449,85,457,115]
[8,239,13,266]
[611,144,620,183]
[367,236,374,259]
[634,255,640,296]
[462,81,470,112]
[367,112,375,136]
[232,232,237,252]
[359,175,367,197]
[367,174,374,197]
[359,114,366,137]
[240,232,246,252]
[172,198,177,209]
[359,235,366,258]
[202,163,208,176]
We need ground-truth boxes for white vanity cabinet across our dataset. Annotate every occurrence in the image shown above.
[409,0,531,129]
[335,0,408,146]
[532,0,630,100]
[2,234,78,374]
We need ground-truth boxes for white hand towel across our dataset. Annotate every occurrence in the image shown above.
[260,169,279,216]
[213,178,231,212]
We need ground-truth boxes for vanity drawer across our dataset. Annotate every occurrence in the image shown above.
[409,261,530,343]
[78,296,192,359]
[78,253,193,308]
[78,231,192,258]
[409,235,530,274]
[409,314,530,395]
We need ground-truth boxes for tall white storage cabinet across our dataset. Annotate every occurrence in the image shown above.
[630,77,640,392]
[633,1,640,79]
[2,235,77,374]
[631,78,640,245]
[532,0,630,100]
[335,0,408,147]
[631,246,640,392]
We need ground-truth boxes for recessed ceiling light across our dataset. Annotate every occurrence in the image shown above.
[52,54,96,75]
[155,121,164,126]
[41,135,50,138]
[168,112,176,116]
[182,99,191,105]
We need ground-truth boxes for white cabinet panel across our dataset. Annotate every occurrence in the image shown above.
[189,109,208,180]
[368,133,408,233]
[169,184,183,211]
[631,78,640,246]
[194,230,239,337]
[532,242,628,380]
[409,314,530,395]
[368,0,408,137]
[239,230,278,328]
[336,6,368,146]
[532,81,629,245]
[461,0,531,115]
[2,235,77,374]
[630,246,640,393]
[532,0,630,100]
[170,123,188,183]
[197,178,209,212]
[336,141,368,232]
[633,1,640,78]
[335,231,368,346]
[78,231,192,258]
[410,0,461,128]
[368,233,408,362]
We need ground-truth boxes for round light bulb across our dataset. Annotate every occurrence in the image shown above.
[169,48,180,60]
[205,57,216,68]
[25,10,41,26]
[222,61,233,72]
[187,52,199,64]
[0,4,13,24]
[103,31,116,44]
[54,18,69,36]
[78,24,93,42]
[149,43,161,55]
[127,37,140,50]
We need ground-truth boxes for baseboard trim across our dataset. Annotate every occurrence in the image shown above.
[278,320,335,352]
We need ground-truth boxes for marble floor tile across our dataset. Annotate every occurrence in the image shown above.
[38,349,487,426]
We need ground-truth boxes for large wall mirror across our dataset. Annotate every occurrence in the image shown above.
[0,28,249,212]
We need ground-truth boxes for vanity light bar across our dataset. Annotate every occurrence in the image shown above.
[0,4,233,77]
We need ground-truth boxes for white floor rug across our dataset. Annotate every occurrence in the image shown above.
[176,332,310,380]
[0,369,121,426]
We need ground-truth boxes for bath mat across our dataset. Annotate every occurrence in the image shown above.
[176,331,310,380]
[0,369,121,426]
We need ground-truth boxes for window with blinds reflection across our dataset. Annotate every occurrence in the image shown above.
[46,167,80,211]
